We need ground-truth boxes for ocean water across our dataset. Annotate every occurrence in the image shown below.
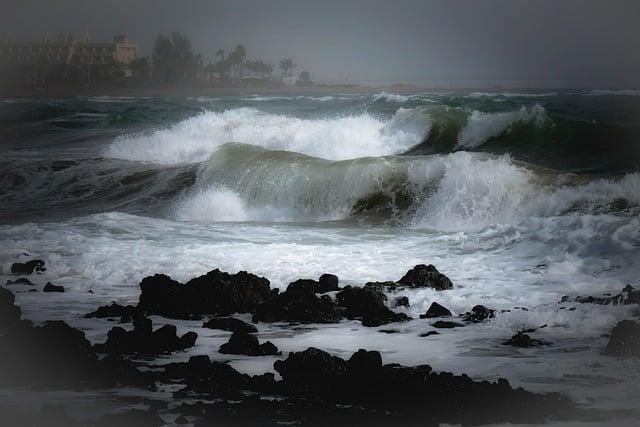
[1,91,640,419]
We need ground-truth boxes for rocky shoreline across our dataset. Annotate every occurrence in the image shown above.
[1,259,639,426]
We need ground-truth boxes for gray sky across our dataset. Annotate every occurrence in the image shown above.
[2,0,639,87]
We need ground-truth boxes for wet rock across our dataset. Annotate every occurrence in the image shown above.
[4,277,34,286]
[43,283,65,293]
[272,347,575,425]
[10,259,45,275]
[397,264,453,290]
[419,331,440,337]
[503,332,550,348]
[562,285,640,306]
[462,305,495,322]
[432,320,465,328]
[364,281,396,295]
[0,287,21,331]
[85,302,139,320]
[392,296,410,308]
[219,332,280,356]
[137,269,272,319]
[203,317,258,333]
[94,315,197,356]
[253,281,341,324]
[317,273,340,293]
[606,320,640,357]
[420,301,452,318]
[336,286,410,327]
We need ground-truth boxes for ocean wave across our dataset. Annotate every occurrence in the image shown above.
[467,92,559,98]
[372,92,410,103]
[456,104,548,148]
[105,107,430,164]
[584,89,640,96]
[175,143,640,229]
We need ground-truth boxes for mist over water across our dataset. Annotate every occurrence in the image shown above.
[1,90,640,419]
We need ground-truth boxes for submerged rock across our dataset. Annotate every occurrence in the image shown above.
[503,332,550,348]
[397,264,453,290]
[219,332,280,356]
[463,305,496,323]
[43,282,65,292]
[392,296,410,308]
[138,269,272,319]
[203,317,258,333]
[562,285,640,306]
[606,320,640,357]
[95,315,197,356]
[336,286,410,327]
[10,259,45,275]
[420,301,452,318]
[432,320,465,328]
[85,302,140,320]
[4,277,35,286]
[253,281,341,324]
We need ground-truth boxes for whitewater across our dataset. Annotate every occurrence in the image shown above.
[1,90,639,422]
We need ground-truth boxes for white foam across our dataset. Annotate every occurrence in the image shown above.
[106,107,429,164]
[467,92,558,98]
[457,104,547,148]
[585,89,640,96]
[372,92,410,103]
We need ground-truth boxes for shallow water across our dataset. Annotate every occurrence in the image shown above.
[1,91,639,421]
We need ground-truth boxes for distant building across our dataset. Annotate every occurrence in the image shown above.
[0,33,137,67]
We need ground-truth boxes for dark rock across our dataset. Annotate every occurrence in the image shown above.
[85,303,139,319]
[138,269,272,319]
[43,282,64,292]
[363,281,395,296]
[432,321,465,329]
[397,264,453,290]
[392,296,410,308]
[10,259,45,275]
[94,315,197,356]
[175,415,189,424]
[503,332,550,348]
[463,305,496,322]
[203,317,258,333]
[562,285,640,306]
[379,329,400,334]
[253,281,341,324]
[219,332,280,356]
[0,287,21,331]
[4,277,34,286]
[336,286,410,327]
[606,320,640,357]
[419,331,440,337]
[420,302,452,318]
[317,273,340,293]
[274,347,347,385]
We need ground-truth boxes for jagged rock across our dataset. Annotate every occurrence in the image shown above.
[219,332,280,356]
[432,320,465,328]
[10,259,45,275]
[43,283,65,292]
[272,347,575,425]
[606,320,640,357]
[364,281,396,296]
[463,305,495,322]
[253,281,341,324]
[85,303,139,320]
[392,296,410,308]
[0,287,21,331]
[503,332,550,348]
[561,285,640,306]
[420,302,452,318]
[94,315,197,356]
[397,264,453,290]
[203,317,258,333]
[137,269,272,319]
[4,277,34,286]
[336,286,410,327]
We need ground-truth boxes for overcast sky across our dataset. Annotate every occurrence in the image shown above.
[1,0,639,87]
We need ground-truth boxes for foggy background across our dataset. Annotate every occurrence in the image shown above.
[1,0,639,88]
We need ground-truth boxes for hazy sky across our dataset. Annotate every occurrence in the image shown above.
[1,0,639,87]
